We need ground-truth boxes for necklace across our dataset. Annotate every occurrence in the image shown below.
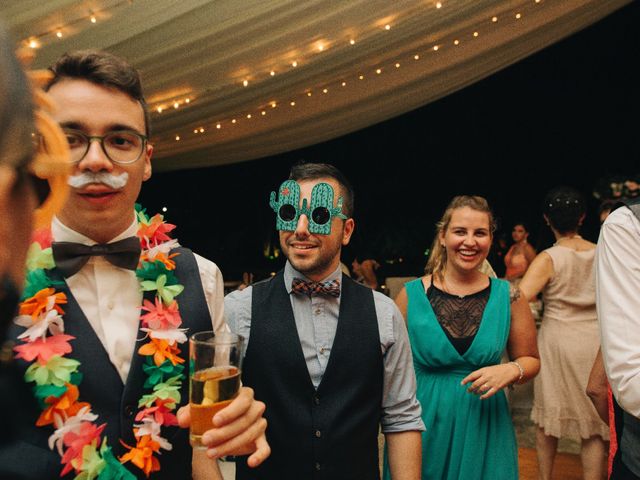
[14,205,186,479]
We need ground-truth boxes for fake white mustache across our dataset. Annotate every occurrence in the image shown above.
[68,172,129,189]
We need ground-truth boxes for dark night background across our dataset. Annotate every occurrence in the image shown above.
[140,1,639,282]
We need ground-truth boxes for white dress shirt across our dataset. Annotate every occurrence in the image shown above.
[52,214,226,383]
[596,206,640,417]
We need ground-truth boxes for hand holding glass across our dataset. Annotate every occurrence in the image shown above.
[189,331,243,449]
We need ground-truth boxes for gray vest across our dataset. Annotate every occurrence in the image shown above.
[237,270,383,480]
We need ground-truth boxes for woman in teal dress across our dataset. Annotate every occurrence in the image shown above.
[384,195,540,479]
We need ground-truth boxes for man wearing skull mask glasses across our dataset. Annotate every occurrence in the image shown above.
[226,162,423,479]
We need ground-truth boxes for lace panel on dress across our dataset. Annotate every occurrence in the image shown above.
[427,282,490,339]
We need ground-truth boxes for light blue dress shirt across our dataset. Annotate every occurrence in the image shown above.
[225,261,424,433]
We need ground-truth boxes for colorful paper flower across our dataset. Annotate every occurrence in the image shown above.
[135,398,179,426]
[138,338,184,367]
[36,383,90,427]
[15,308,64,341]
[25,355,81,386]
[15,334,74,364]
[140,251,177,271]
[142,358,184,389]
[72,443,107,480]
[60,422,106,476]
[21,269,64,300]
[98,442,137,480]
[139,275,184,305]
[119,434,161,477]
[136,261,175,283]
[137,214,176,249]
[138,375,182,408]
[32,227,53,249]
[19,288,66,320]
[140,298,181,330]
[142,327,187,345]
[141,239,180,269]
[48,405,98,455]
[34,383,68,409]
[26,242,55,271]
[134,418,172,451]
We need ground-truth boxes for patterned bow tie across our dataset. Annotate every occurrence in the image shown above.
[291,278,341,297]
[52,237,141,278]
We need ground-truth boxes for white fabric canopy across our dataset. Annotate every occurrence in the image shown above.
[1,0,631,171]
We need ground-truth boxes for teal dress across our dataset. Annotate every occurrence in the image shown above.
[383,277,518,480]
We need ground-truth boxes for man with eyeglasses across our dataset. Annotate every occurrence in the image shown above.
[225,162,423,480]
[4,50,268,479]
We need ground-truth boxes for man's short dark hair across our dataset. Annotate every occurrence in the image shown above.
[46,50,150,136]
[289,162,354,217]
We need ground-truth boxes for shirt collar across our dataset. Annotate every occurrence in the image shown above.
[284,261,343,294]
[51,212,138,245]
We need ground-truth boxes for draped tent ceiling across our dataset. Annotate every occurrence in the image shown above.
[1,0,631,172]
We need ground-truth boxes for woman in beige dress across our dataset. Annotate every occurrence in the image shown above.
[520,186,608,480]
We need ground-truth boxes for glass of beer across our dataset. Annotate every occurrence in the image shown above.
[189,331,244,449]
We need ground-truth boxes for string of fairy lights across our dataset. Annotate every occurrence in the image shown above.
[21,0,545,148]
[157,0,545,149]
[22,0,134,49]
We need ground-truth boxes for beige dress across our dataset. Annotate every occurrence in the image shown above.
[530,245,609,440]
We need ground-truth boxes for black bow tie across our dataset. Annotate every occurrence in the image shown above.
[51,237,141,278]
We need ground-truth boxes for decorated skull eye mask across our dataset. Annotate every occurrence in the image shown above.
[269,180,348,235]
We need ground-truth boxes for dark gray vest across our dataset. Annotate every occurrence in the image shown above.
[236,271,383,480]
[2,247,211,479]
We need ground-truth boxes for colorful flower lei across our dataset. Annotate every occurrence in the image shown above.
[14,205,187,479]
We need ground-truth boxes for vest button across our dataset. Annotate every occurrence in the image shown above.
[313,395,320,405]
[315,462,321,471]
[124,404,136,418]
[315,430,322,438]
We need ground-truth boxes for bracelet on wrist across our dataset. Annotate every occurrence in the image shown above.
[509,360,524,385]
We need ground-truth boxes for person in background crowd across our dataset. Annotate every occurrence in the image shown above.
[596,193,640,479]
[351,254,381,290]
[226,162,424,479]
[598,199,617,226]
[2,49,268,479]
[389,195,539,480]
[503,222,536,284]
[520,186,608,480]
[488,230,509,278]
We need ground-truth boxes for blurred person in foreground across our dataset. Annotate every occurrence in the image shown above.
[226,162,424,479]
[596,192,640,479]
[520,186,608,480]
[2,49,268,479]
[0,21,70,478]
[388,195,539,479]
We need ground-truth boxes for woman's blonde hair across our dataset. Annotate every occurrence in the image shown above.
[425,195,496,280]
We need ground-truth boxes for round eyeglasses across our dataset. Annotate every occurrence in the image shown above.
[43,129,148,165]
